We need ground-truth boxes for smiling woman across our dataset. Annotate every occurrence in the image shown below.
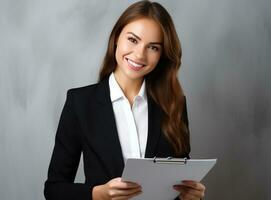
[44,1,205,200]
[114,18,163,101]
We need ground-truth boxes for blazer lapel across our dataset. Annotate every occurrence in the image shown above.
[85,78,124,177]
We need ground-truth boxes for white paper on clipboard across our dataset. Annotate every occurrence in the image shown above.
[121,157,217,200]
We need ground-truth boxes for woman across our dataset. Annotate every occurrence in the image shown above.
[44,1,206,199]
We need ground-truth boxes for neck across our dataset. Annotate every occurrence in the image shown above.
[113,71,143,103]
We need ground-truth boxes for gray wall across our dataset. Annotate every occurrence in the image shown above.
[0,0,270,199]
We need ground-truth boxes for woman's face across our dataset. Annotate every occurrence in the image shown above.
[114,17,163,83]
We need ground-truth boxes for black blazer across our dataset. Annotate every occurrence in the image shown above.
[44,77,190,200]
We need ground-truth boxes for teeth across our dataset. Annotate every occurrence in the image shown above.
[127,59,144,68]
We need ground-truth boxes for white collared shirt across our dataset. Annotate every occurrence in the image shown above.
[109,72,148,162]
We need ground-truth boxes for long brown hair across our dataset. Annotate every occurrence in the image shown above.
[99,0,190,156]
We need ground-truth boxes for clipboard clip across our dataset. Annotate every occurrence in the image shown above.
[153,156,187,164]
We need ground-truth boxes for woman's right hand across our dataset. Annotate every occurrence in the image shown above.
[92,177,142,200]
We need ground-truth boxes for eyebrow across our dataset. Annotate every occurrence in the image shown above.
[126,32,162,45]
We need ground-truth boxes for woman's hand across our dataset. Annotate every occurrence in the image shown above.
[92,177,142,200]
[173,180,205,200]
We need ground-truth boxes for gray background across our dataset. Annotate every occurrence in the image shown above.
[0,0,270,199]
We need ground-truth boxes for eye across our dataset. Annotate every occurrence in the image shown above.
[149,45,159,52]
[128,37,137,44]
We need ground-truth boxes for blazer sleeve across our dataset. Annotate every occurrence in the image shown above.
[44,90,92,200]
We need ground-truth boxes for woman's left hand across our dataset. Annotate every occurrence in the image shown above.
[173,180,205,200]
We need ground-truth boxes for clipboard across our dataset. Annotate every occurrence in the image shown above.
[121,157,217,200]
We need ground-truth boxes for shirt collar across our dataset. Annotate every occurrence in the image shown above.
[137,78,147,101]
[109,72,147,102]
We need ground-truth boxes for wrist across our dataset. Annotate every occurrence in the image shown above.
[92,184,105,200]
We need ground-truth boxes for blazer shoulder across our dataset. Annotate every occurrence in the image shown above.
[65,78,110,106]
[67,82,99,97]
[64,83,101,107]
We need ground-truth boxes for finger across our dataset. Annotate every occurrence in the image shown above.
[109,187,142,198]
[124,181,141,188]
[181,181,205,191]
[115,182,141,190]
[112,190,142,200]
[179,192,198,200]
[174,185,204,199]
[118,177,140,187]
[179,190,201,200]
[109,179,141,189]
[127,190,143,199]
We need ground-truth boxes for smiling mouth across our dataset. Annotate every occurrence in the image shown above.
[125,58,146,70]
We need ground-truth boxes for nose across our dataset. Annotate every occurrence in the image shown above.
[134,44,146,60]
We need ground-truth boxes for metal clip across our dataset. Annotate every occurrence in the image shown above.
[153,156,187,164]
